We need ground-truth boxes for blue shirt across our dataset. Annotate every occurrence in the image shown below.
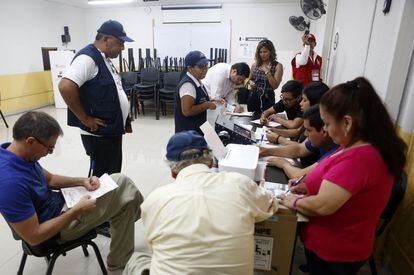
[305,140,339,162]
[0,143,64,223]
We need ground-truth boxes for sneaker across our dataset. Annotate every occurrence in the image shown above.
[299,264,310,273]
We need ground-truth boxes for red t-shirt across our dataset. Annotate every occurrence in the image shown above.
[301,144,393,262]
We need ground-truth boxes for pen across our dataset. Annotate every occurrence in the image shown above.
[285,173,306,194]
[90,160,95,178]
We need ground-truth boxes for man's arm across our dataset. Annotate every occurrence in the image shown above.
[271,116,303,129]
[268,127,302,139]
[58,78,106,131]
[260,103,280,124]
[43,168,99,191]
[295,36,311,67]
[9,196,96,246]
[260,141,311,158]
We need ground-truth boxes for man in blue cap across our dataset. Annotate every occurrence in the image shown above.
[123,130,277,275]
[174,51,217,135]
[59,20,133,189]
[59,19,134,237]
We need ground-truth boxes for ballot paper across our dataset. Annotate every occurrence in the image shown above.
[61,173,118,208]
[200,121,227,159]
[263,181,288,198]
[225,111,254,117]
[250,119,281,128]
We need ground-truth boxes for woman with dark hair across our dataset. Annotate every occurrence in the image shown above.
[248,39,283,112]
[279,77,406,275]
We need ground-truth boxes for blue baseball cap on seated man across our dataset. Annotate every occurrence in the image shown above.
[166,130,209,161]
[97,20,134,42]
[184,51,209,67]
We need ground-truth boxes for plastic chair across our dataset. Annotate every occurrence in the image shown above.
[133,68,160,119]
[369,172,407,275]
[120,71,139,119]
[8,226,107,275]
[157,71,181,117]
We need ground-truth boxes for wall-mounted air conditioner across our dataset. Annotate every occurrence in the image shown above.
[162,4,222,24]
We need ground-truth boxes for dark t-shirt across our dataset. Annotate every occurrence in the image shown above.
[0,143,64,223]
[272,100,303,120]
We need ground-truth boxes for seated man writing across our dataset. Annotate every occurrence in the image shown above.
[0,111,144,271]
[260,80,304,130]
[261,105,338,179]
[123,130,277,275]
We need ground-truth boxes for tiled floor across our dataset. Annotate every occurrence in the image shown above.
[0,106,391,274]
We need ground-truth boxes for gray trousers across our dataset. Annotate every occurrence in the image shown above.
[60,173,144,268]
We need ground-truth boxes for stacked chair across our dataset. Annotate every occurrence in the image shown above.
[157,71,181,118]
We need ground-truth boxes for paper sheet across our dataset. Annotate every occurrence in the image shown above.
[251,119,281,128]
[225,111,254,117]
[200,121,227,160]
[263,181,288,198]
[61,173,118,208]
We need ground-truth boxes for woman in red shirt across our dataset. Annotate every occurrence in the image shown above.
[279,77,406,275]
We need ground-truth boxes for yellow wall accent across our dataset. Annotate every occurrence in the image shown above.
[381,127,414,274]
[0,71,54,114]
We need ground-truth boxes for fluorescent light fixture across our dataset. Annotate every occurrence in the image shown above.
[88,0,135,5]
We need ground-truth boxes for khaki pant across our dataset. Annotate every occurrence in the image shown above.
[123,252,152,275]
[60,173,144,268]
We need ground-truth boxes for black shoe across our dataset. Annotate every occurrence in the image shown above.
[299,264,310,273]
[96,222,111,238]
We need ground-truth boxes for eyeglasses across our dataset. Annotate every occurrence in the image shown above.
[34,137,55,152]
[280,95,296,103]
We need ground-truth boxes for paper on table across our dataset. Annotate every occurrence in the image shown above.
[200,121,227,160]
[251,119,281,128]
[225,111,254,117]
[263,181,288,198]
[61,173,118,208]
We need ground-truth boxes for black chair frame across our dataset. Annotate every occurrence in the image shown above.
[369,172,407,275]
[157,71,180,118]
[133,68,160,120]
[11,228,107,275]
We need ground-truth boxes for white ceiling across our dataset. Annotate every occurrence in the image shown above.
[44,0,299,9]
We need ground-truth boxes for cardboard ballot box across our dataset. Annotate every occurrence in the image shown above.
[254,207,298,275]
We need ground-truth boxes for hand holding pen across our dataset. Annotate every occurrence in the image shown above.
[84,160,100,191]
[285,174,306,195]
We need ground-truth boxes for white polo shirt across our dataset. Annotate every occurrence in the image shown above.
[62,50,129,136]
[202,63,236,105]
[141,164,277,274]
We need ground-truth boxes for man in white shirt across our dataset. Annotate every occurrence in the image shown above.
[123,131,277,275]
[202,62,250,113]
[59,20,132,179]
[291,34,322,86]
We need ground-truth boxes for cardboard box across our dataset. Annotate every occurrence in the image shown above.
[254,207,298,275]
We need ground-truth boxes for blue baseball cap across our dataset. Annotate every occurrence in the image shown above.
[184,51,209,67]
[97,20,134,42]
[166,131,209,161]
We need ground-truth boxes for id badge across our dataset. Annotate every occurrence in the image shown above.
[312,70,320,81]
